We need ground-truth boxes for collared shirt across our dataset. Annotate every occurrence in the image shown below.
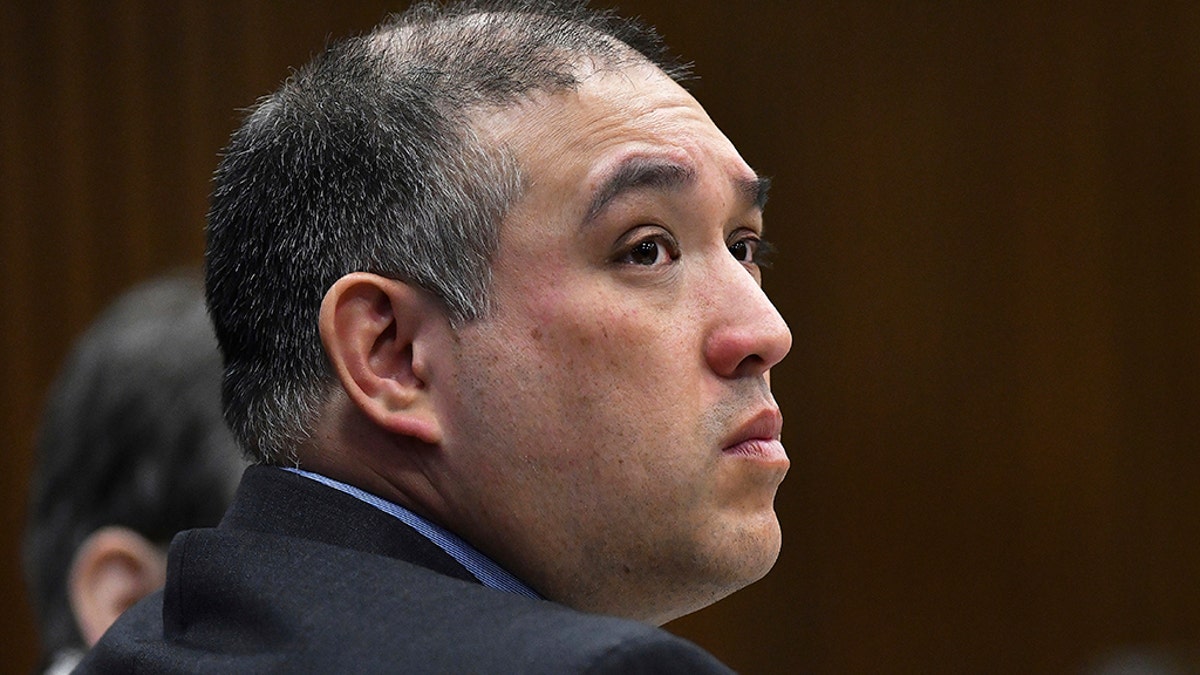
[44,649,83,675]
[283,467,541,600]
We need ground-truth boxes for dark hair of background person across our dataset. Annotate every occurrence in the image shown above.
[206,0,692,465]
[22,272,244,664]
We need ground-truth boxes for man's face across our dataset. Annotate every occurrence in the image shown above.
[430,63,792,624]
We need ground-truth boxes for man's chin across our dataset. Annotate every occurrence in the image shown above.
[728,512,785,585]
[697,513,784,602]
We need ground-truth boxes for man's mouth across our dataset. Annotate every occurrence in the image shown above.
[722,408,788,466]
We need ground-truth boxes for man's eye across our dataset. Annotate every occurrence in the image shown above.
[728,238,755,262]
[729,236,775,268]
[621,237,676,266]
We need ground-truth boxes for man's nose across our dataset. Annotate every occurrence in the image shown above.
[703,261,793,380]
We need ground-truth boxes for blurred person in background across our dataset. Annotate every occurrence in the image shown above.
[22,272,246,674]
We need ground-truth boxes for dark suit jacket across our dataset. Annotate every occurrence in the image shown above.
[78,466,735,673]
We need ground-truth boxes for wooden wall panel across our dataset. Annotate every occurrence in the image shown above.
[0,3,396,671]
[3,2,1198,673]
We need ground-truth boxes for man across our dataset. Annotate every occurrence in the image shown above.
[83,1,791,671]
[23,273,245,674]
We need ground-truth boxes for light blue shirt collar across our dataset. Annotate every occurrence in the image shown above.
[282,467,541,600]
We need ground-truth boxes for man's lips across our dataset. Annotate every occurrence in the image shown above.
[722,408,788,465]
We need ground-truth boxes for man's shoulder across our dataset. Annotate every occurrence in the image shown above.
[80,525,733,674]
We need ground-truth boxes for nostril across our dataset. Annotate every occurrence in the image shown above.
[735,354,767,379]
[705,328,786,379]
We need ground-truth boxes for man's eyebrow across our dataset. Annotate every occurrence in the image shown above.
[585,157,696,223]
[738,175,771,212]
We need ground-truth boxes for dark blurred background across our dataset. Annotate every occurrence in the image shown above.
[2,2,1198,673]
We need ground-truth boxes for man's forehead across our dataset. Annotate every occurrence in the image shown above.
[470,61,665,129]
[470,62,759,216]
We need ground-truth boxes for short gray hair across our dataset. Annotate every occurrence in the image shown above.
[205,0,691,464]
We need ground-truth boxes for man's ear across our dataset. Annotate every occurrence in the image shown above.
[68,526,167,646]
[319,272,445,445]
